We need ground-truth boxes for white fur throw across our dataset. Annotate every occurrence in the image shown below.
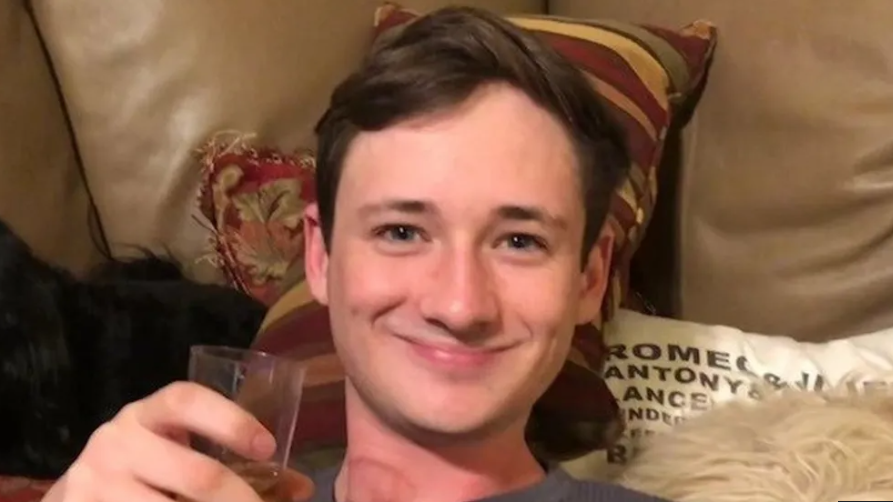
[617,388,893,502]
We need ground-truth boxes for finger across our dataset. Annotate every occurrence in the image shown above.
[99,478,175,502]
[130,381,276,460]
[40,472,71,502]
[123,421,263,502]
[280,468,315,502]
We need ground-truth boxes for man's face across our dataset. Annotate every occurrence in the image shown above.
[305,83,611,439]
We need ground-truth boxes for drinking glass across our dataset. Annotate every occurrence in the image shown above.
[188,345,305,501]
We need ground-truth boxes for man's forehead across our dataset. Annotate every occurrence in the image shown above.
[331,82,583,232]
[341,84,577,180]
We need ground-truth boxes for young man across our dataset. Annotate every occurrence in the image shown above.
[42,6,668,502]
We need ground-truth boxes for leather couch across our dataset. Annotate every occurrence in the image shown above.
[6,0,892,343]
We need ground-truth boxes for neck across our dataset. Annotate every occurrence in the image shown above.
[335,382,545,502]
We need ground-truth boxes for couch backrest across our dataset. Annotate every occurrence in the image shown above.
[551,0,893,341]
[11,0,888,342]
[0,0,101,273]
[23,0,544,280]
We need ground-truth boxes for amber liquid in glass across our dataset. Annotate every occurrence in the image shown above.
[233,461,282,500]
[178,461,282,502]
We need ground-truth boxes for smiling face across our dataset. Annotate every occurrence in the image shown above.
[304,83,612,440]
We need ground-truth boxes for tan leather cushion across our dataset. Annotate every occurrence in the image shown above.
[551,0,893,341]
[0,0,100,273]
[29,0,544,279]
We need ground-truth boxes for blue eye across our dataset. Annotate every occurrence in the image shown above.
[504,234,545,251]
[376,225,420,242]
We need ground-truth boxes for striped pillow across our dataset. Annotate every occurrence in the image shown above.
[255,5,716,466]
[375,4,716,330]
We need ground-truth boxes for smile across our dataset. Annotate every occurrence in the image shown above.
[397,336,510,369]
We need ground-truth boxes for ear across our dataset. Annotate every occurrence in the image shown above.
[575,228,614,325]
[303,203,330,306]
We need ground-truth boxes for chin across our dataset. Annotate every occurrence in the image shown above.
[385,381,524,440]
[408,408,495,436]
[394,409,515,442]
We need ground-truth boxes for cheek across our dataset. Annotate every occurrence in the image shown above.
[328,244,411,315]
[496,264,580,335]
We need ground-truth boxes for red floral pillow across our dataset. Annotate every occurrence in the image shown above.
[195,132,316,306]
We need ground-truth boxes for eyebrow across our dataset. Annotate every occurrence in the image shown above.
[358,199,566,230]
[358,199,432,217]
[497,205,567,230]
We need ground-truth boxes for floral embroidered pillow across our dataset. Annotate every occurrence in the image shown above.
[195,133,316,306]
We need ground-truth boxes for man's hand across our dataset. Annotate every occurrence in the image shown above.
[279,469,315,502]
[41,381,313,502]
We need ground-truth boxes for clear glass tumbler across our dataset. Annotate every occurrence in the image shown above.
[188,345,305,501]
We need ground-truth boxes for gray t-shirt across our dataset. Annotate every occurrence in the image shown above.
[306,465,669,502]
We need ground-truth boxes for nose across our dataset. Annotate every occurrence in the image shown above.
[419,246,499,341]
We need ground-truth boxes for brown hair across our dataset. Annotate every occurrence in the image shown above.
[314,6,629,264]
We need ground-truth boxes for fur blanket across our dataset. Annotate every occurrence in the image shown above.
[618,386,893,502]
[0,219,267,479]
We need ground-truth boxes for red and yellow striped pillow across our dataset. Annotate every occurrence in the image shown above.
[375,4,716,329]
[255,5,716,465]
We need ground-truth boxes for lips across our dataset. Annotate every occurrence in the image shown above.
[398,336,508,370]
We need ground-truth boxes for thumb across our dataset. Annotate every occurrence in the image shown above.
[279,468,315,502]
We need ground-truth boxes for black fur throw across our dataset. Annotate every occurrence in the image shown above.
[0,219,268,479]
